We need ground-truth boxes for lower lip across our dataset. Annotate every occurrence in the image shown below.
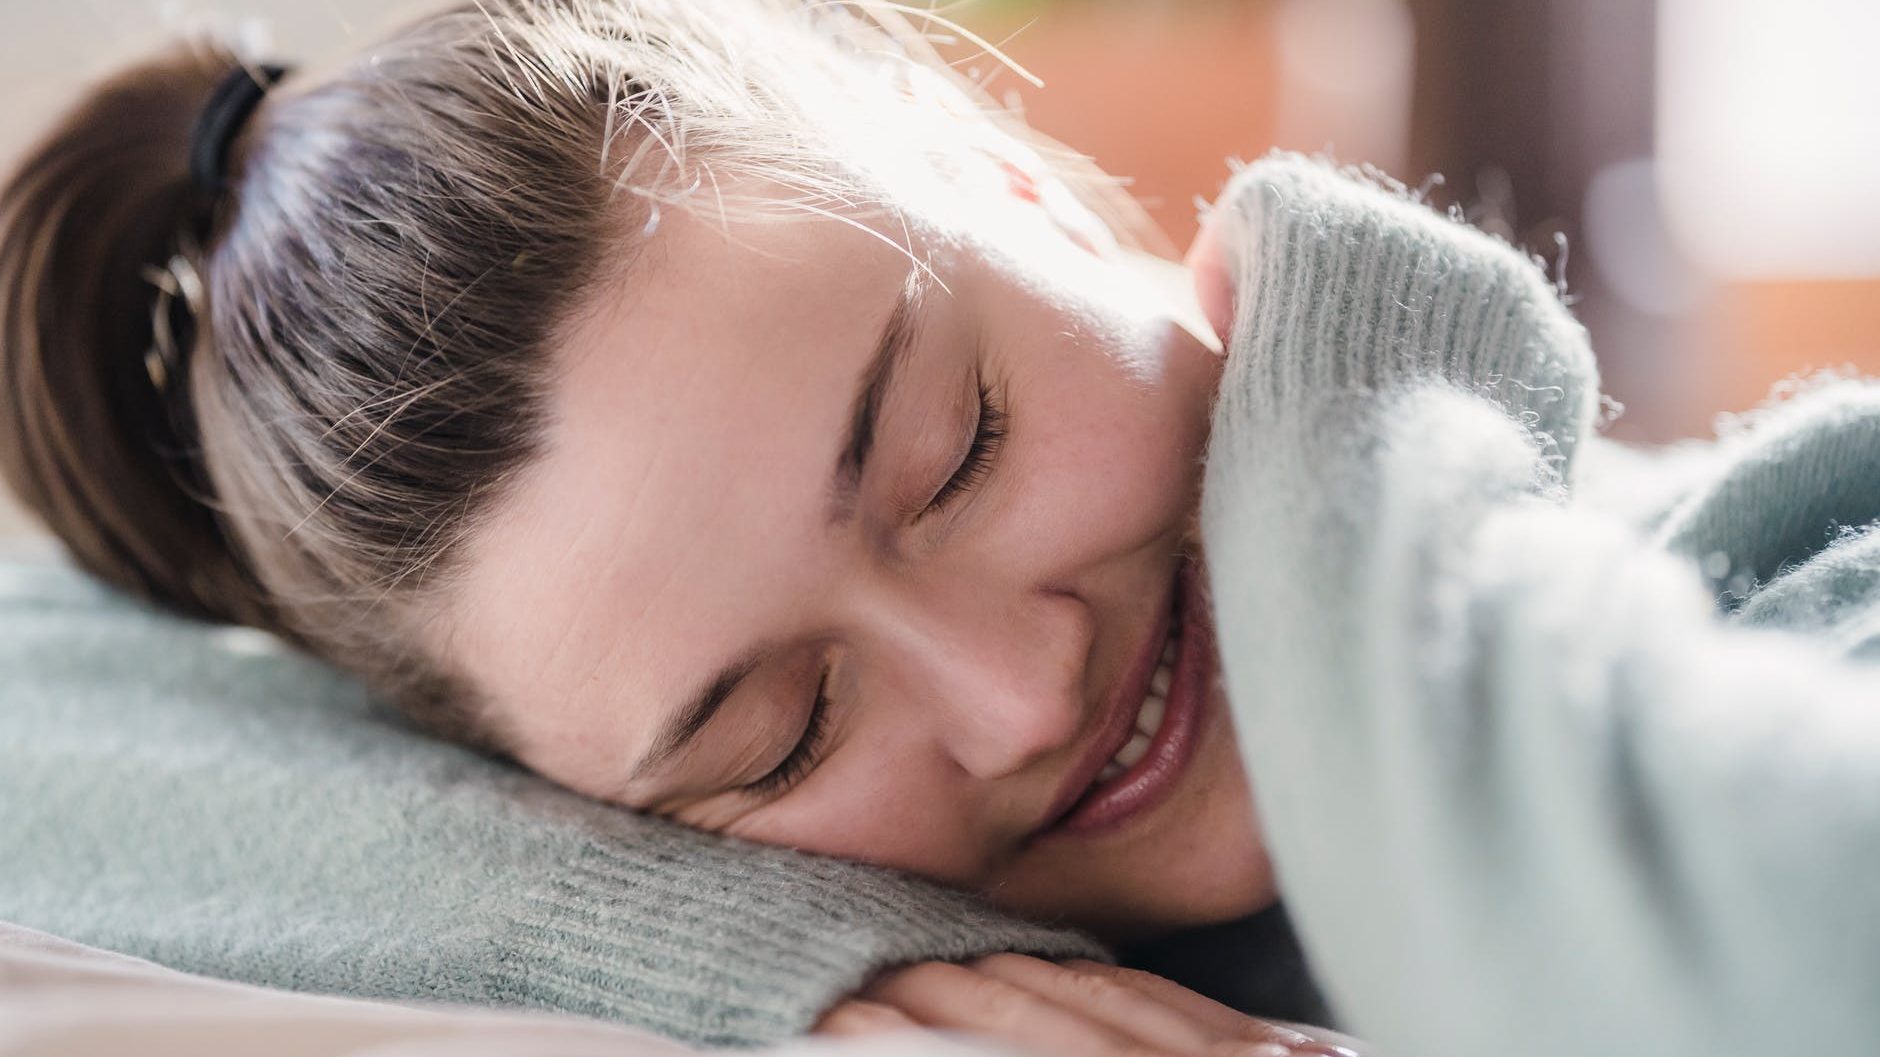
[1051,558,1215,837]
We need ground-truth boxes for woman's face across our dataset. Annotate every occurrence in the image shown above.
[441,168,1276,941]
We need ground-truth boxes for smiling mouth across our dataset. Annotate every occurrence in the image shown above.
[1090,615,1177,786]
[1035,556,1213,840]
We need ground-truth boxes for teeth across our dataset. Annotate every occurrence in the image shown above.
[1136,692,1165,738]
[1087,621,1183,795]
[1112,729,1152,770]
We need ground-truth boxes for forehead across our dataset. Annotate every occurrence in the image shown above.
[439,203,915,783]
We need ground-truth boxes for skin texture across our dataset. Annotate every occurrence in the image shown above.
[807,219,1352,1057]
[817,954,1365,1056]
[439,167,1276,942]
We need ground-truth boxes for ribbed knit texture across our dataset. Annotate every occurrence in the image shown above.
[0,562,1103,1050]
[1200,153,1880,1057]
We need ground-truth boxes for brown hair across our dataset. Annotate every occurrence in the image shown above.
[0,0,1148,756]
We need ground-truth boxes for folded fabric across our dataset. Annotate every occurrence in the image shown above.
[1200,152,1880,1057]
[0,561,1102,1049]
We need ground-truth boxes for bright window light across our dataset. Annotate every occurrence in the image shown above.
[1657,0,1880,278]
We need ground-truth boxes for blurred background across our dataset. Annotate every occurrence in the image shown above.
[1,0,1877,539]
[952,0,1880,442]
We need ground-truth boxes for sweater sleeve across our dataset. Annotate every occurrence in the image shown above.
[1199,153,1880,1057]
[0,561,1103,1051]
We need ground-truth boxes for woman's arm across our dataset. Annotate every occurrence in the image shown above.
[1200,153,1880,1057]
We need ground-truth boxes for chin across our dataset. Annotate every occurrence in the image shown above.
[1091,782,1277,941]
[990,683,1278,943]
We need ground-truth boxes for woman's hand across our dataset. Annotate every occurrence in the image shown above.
[814,955,1363,1057]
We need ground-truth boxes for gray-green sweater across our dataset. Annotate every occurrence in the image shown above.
[0,562,1101,1048]
[1202,153,1880,1056]
[2,152,1876,1054]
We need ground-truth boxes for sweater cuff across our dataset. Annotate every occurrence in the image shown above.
[504,825,1107,1049]
[1210,152,1600,474]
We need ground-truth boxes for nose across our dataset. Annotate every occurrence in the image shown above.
[864,583,1091,781]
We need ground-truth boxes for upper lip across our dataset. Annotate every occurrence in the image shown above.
[1028,569,1178,839]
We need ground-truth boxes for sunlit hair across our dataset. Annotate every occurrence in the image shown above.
[0,0,1152,753]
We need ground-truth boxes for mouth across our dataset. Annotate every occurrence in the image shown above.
[1031,554,1214,842]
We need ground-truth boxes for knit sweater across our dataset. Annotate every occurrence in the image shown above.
[4,152,1877,1056]
[0,563,1101,1048]
[1200,153,1880,1056]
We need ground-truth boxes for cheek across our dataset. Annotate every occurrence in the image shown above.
[1017,323,1215,536]
[721,733,995,885]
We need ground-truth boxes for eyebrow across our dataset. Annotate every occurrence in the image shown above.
[624,270,924,786]
[828,268,925,526]
[628,643,770,784]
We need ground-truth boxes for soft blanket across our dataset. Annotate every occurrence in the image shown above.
[1201,153,1880,1057]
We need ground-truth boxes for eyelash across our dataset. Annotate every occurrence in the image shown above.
[743,666,833,798]
[924,377,1007,515]
[743,378,1006,799]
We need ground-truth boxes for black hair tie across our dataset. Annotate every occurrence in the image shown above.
[144,63,289,395]
[188,63,290,194]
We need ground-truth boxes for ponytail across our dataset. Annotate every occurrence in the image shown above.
[0,42,272,630]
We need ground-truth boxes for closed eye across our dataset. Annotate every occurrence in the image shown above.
[741,666,832,798]
[923,373,1006,516]
[739,376,1005,801]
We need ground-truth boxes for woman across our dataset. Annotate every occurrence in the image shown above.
[3,1,1876,1055]
[0,2,1334,1052]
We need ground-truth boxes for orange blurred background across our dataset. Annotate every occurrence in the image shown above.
[0,0,1874,454]
[954,0,1880,442]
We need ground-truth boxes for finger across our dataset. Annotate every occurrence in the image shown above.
[813,998,921,1037]
[860,960,1149,1056]
[1060,960,1325,1053]
[1206,1041,1292,1056]
[1269,1022,1370,1057]
[967,954,1217,1055]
